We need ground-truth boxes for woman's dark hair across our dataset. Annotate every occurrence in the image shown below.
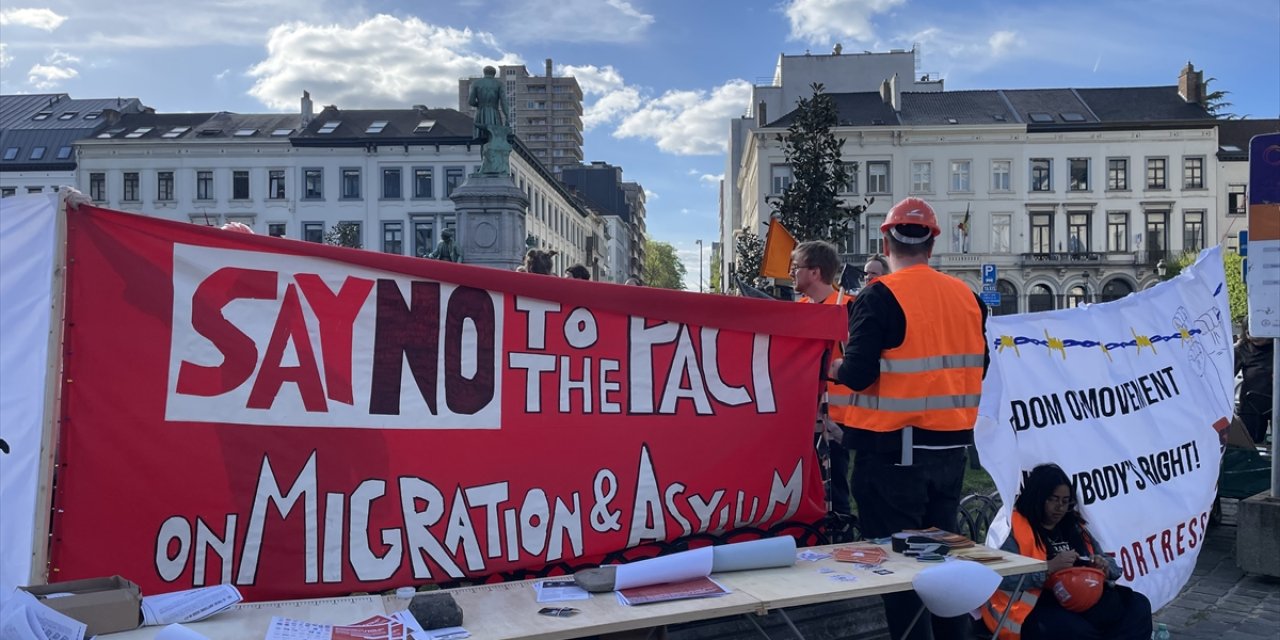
[1014,464,1088,553]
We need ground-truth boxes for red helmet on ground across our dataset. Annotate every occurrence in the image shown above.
[1046,566,1106,612]
[880,197,941,238]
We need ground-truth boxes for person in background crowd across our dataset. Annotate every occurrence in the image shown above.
[565,264,591,280]
[863,254,888,283]
[524,249,556,275]
[790,240,857,541]
[984,464,1152,640]
[1235,320,1274,443]
[624,276,643,286]
[828,197,988,640]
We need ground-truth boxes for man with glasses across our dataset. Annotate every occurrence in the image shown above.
[862,255,889,288]
[791,241,857,541]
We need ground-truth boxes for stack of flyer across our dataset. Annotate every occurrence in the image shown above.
[616,577,729,606]
[263,611,467,640]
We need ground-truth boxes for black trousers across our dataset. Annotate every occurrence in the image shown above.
[1022,584,1152,640]
[853,446,968,640]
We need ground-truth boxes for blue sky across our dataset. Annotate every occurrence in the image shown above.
[2,0,1277,289]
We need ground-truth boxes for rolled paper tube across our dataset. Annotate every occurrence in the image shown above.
[710,536,797,572]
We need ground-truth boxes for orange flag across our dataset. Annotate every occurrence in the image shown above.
[760,217,797,279]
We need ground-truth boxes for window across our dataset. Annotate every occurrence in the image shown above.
[157,171,174,201]
[865,215,885,254]
[32,111,51,121]
[162,126,190,138]
[1030,213,1052,254]
[317,121,341,134]
[1183,157,1204,189]
[1069,158,1090,191]
[991,160,1011,192]
[89,172,105,201]
[382,168,402,199]
[366,121,388,134]
[867,161,890,194]
[1228,184,1246,215]
[1029,284,1055,313]
[303,222,325,243]
[268,223,286,238]
[838,165,857,194]
[911,161,932,192]
[1030,158,1052,192]
[1145,212,1168,259]
[232,171,250,200]
[414,168,434,198]
[196,171,213,201]
[413,220,435,257]
[770,165,792,194]
[83,111,101,120]
[1107,158,1128,191]
[991,214,1011,253]
[55,146,72,160]
[1,188,14,198]
[122,172,140,201]
[382,221,403,254]
[1067,212,1089,254]
[1107,212,1128,252]
[414,120,436,133]
[1146,158,1167,189]
[271,128,294,137]
[445,167,464,197]
[268,170,286,200]
[233,128,258,137]
[58,112,77,120]
[124,127,153,139]
[341,169,361,199]
[30,147,46,160]
[26,187,42,194]
[2,147,18,161]
[303,168,323,200]
[949,160,970,192]
[1183,211,1205,252]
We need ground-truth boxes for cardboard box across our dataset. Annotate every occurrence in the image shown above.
[21,575,142,636]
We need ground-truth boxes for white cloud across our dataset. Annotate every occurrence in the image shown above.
[644,189,659,200]
[904,26,1024,75]
[214,68,231,81]
[0,8,68,31]
[699,173,723,185]
[987,30,1020,57]
[0,44,11,69]
[500,0,654,44]
[614,79,752,155]
[28,63,77,90]
[785,0,904,45]
[561,63,643,131]
[248,15,519,111]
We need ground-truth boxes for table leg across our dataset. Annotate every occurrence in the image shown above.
[989,574,1026,640]
[743,612,774,639]
[899,605,927,639]
[776,609,805,639]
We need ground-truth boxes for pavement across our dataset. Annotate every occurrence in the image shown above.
[1156,499,1280,639]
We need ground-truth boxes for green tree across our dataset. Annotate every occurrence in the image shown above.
[769,82,871,242]
[734,231,764,289]
[1204,77,1243,119]
[324,222,362,248]
[1173,250,1247,325]
[644,240,687,290]
[708,242,722,293]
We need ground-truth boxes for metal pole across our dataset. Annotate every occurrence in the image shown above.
[1272,338,1278,498]
[697,239,704,292]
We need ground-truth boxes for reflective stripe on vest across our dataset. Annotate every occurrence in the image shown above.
[840,265,985,433]
[981,512,1098,639]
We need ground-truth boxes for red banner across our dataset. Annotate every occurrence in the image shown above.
[50,206,845,600]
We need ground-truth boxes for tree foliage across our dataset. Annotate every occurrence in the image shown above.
[769,82,871,242]
[708,242,722,293]
[324,222,362,248]
[644,240,687,290]
[1173,250,1248,325]
[1204,77,1242,119]
[734,231,764,290]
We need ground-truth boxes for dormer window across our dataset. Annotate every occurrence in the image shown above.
[198,128,223,137]
[271,128,294,136]
[56,146,72,159]
[414,120,436,133]
[30,147,46,160]
[97,128,125,139]
[33,111,52,121]
[83,111,102,120]
[161,126,190,138]
[1028,112,1054,123]
[58,112,78,120]
[124,127,154,138]
[317,121,341,134]
[366,121,388,134]
[233,128,259,137]
[2,148,18,161]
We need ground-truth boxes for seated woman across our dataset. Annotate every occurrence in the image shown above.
[983,464,1152,640]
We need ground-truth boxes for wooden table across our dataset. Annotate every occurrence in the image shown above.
[100,543,1044,640]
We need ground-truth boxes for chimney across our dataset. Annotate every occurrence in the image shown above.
[1178,62,1204,104]
[889,72,901,112]
[880,78,892,105]
[301,91,313,125]
[757,101,768,127]
[546,58,553,77]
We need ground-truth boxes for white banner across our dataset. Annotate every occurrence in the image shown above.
[977,247,1231,611]
[0,194,59,609]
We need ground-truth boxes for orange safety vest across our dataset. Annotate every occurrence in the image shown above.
[981,511,1096,639]
[828,264,985,433]
[799,288,858,427]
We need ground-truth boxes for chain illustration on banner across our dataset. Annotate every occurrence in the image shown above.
[994,328,1202,357]
[1044,329,1067,360]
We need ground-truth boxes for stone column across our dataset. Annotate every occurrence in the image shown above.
[450,174,529,271]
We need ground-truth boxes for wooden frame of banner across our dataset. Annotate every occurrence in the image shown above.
[28,194,71,586]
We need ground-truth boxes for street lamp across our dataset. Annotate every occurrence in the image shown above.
[1156,259,1167,278]
[695,239,704,292]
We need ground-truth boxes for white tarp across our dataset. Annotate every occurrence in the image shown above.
[978,247,1231,611]
[0,193,59,609]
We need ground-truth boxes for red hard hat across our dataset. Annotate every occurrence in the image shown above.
[881,197,941,238]
[1046,566,1106,613]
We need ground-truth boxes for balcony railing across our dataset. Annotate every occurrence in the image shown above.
[1018,252,1104,265]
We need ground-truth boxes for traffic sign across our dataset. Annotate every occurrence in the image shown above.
[980,291,1001,307]
[1246,133,1280,337]
[981,263,998,286]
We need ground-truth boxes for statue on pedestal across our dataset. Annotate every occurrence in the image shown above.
[430,228,462,262]
[467,65,513,177]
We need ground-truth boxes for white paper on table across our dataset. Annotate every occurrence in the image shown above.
[410,626,469,640]
[710,537,796,572]
[154,623,212,640]
[612,547,713,590]
[141,584,243,625]
[0,590,87,640]
[263,616,335,640]
[391,610,423,632]
[534,579,591,603]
